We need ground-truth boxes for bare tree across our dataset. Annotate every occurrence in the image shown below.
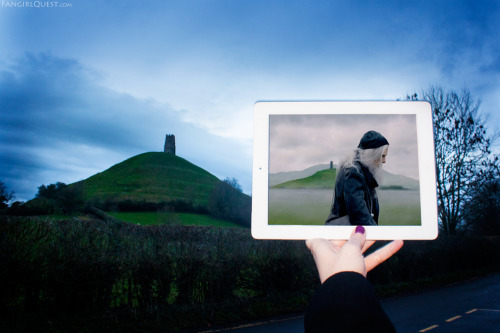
[462,179,500,235]
[0,181,15,209]
[208,178,251,227]
[223,177,242,192]
[408,86,499,234]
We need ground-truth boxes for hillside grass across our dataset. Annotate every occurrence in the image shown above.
[106,211,244,228]
[269,167,421,226]
[81,152,220,206]
[269,188,421,225]
[378,190,421,226]
[272,169,337,189]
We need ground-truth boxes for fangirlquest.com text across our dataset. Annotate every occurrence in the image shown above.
[1,1,72,8]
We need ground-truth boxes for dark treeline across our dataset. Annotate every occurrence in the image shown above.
[1,216,499,332]
[90,198,210,214]
[5,179,252,228]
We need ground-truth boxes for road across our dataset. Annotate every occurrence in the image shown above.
[386,272,500,333]
[201,272,500,333]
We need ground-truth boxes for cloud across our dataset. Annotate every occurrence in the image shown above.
[2,1,499,201]
[269,113,419,179]
[0,53,252,201]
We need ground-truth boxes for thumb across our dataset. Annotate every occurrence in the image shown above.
[333,225,368,277]
[345,225,366,250]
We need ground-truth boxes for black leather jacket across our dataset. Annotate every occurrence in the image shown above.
[330,162,379,226]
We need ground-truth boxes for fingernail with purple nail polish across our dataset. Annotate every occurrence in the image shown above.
[355,225,365,234]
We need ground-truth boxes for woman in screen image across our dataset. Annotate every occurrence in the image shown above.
[325,131,389,226]
[304,225,404,332]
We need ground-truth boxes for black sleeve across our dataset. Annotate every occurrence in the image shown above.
[344,169,376,226]
[304,272,396,333]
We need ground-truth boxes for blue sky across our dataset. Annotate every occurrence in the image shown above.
[1,0,499,201]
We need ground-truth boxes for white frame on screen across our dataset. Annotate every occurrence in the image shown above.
[251,101,438,240]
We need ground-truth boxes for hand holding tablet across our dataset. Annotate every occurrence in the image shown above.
[306,225,405,283]
[252,101,438,240]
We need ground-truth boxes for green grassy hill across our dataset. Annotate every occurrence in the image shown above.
[17,152,251,227]
[80,152,220,207]
[271,166,419,190]
[272,169,337,189]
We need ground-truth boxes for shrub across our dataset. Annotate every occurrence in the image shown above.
[1,216,499,332]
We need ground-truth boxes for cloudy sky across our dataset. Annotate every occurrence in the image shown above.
[1,0,499,201]
[269,114,418,179]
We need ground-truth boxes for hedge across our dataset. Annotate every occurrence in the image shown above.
[1,216,499,332]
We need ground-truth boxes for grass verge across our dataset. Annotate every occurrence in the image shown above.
[106,211,244,228]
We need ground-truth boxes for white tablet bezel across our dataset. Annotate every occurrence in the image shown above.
[252,101,438,240]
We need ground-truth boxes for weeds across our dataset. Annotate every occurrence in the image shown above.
[1,216,499,332]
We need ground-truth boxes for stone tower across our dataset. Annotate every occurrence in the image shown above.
[164,134,176,155]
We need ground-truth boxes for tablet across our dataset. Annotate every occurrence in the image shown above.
[252,101,438,240]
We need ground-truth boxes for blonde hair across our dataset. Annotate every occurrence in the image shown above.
[340,145,388,183]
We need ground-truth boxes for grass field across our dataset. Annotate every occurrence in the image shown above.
[269,188,421,226]
[273,169,336,189]
[378,190,421,226]
[81,152,221,206]
[106,211,243,228]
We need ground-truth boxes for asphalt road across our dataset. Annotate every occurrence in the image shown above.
[202,272,500,333]
[386,272,500,333]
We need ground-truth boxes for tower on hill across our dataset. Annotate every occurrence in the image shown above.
[164,134,176,155]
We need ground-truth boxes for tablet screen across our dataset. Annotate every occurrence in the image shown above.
[252,101,438,240]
